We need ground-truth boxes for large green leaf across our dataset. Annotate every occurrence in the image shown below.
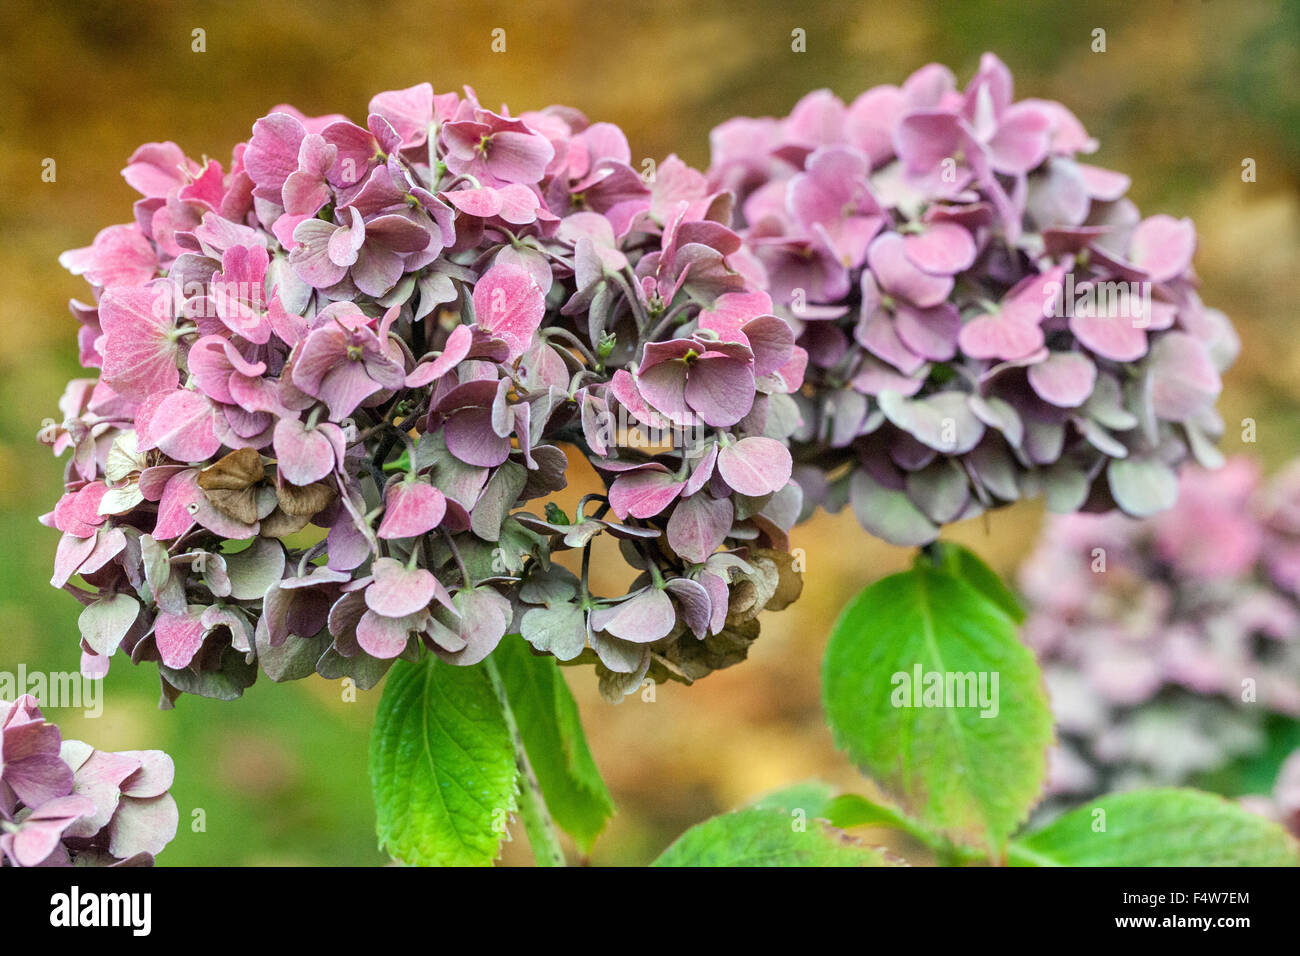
[369,656,517,866]
[652,807,900,867]
[746,782,919,837]
[822,551,1052,854]
[1010,789,1300,866]
[492,636,615,853]
[745,780,838,817]
[937,542,1025,623]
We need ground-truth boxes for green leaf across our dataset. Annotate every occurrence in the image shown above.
[1010,789,1300,867]
[369,656,517,866]
[744,782,920,836]
[491,636,614,853]
[822,551,1052,854]
[745,780,837,817]
[652,808,900,867]
[822,793,919,833]
[1195,712,1300,797]
[936,542,1024,623]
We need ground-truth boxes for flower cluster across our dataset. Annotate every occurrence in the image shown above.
[708,54,1237,544]
[1019,458,1300,796]
[42,85,804,704]
[1,695,177,866]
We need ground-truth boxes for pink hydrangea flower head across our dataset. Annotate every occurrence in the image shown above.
[1019,460,1300,799]
[42,85,805,705]
[707,54,1236,544]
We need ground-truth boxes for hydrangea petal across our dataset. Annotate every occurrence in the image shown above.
[716,436,793,497]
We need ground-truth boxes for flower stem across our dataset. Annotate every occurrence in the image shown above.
[484,655,567,867]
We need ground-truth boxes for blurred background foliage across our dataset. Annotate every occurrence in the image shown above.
[0,0,1296,865]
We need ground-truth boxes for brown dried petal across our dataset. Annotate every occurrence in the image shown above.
[753,546,803,613]
[201,487,261,525]
[197,447,265,491]
[276,481,337,518]
[725,558,778,627]
[259,507,312,538]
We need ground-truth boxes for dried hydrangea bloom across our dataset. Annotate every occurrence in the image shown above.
[0,696,177,867]
[708,53,1237,544]
[41,85,804,705]
[1018,458,1300,797]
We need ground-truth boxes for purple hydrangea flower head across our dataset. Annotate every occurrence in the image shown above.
[708,54,1237,544]
[42,85,805,704]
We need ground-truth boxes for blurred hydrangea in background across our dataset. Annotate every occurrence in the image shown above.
[1020,457,1300,824]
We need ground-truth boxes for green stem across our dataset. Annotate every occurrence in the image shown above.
[484,656,567,867]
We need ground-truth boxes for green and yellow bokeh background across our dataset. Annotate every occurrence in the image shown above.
[0,0,1297,864]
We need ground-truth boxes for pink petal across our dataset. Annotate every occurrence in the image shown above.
[435,587,511,666]
[60,225,159,290]
[472,263,545,360]
[895,302,960,361]
[663,577,713,640]
[444,186,504,217]
[684,355,756,427]
[378,480,447,539]
[98,286,180,401]
[1148,331,1220,420]
[589,588,676,643]
[636,360,692,425]
[9,796,95,866]
[357,609,423,658]
[1027,351,1098,408]
[959,311,1045,361]
[365,557,439,617]
[608,470,686,520]
[122,141,192,198]
[245,112,306,200]
[445,406,512,467]
[716,436,793,497]
[1129,214,1196,284]
[118,751,175,798]
[1069,307,1149,362]
[739,314,795,377]
[666,493,734,564]
[273,417,337,486]
[987,102,1052,175]
[407,324,473,387]
[1078,163,1130,201]
[154,606,206,669]
[902,222,976,275]
[143,389,220,463]
[484,130,555,183]
[51,533,97,588]
[867,232,953,307]
[369,84,434,148]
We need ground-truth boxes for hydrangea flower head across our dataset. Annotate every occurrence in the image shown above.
[42,85,805,704]
[708,54,1237,544]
